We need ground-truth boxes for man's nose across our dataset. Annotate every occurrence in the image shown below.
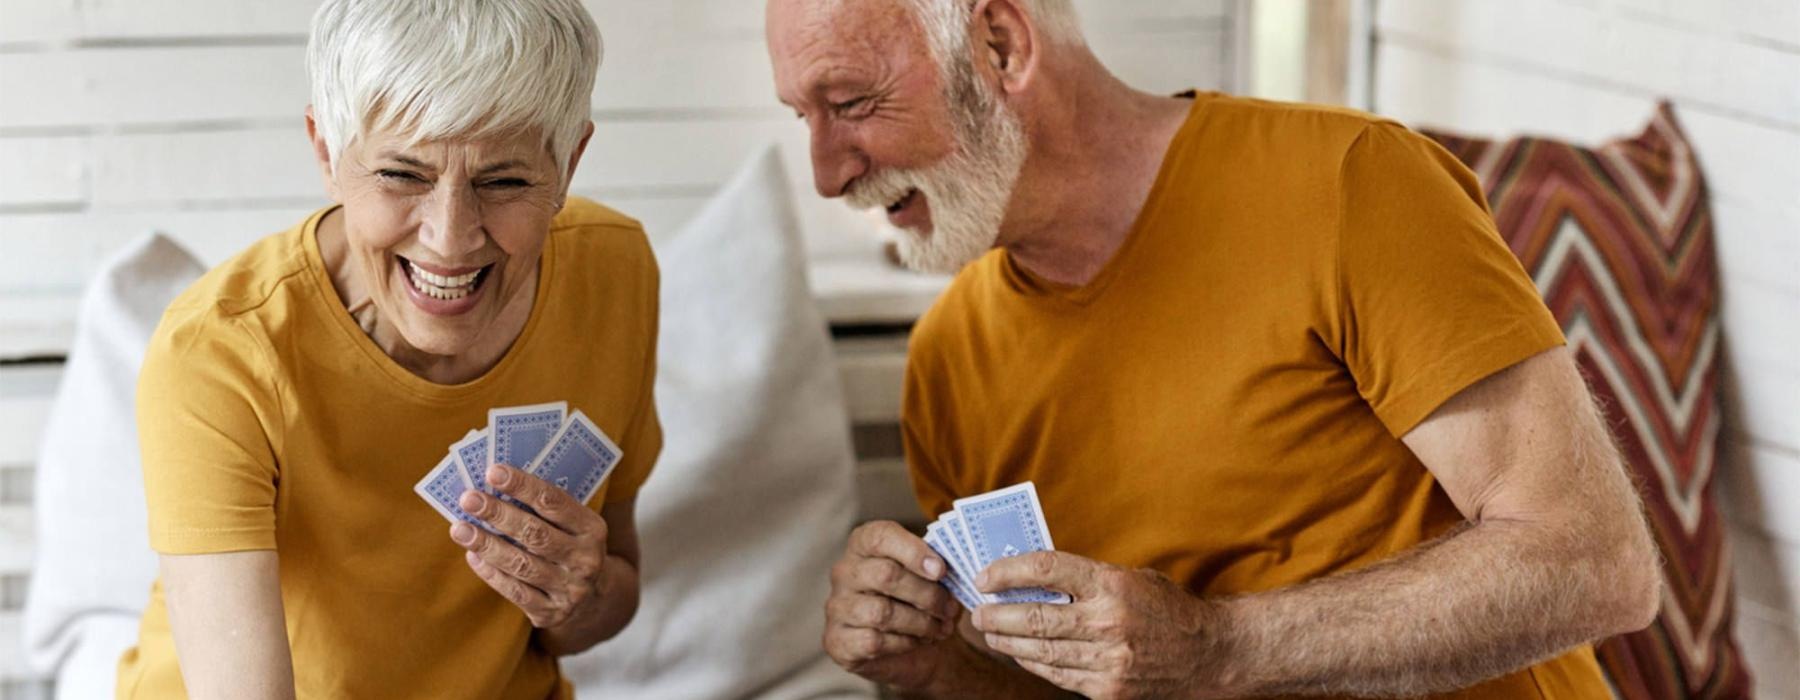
[809,121,868,199]
[419,184,485,259]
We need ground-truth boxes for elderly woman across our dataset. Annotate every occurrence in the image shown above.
[116,1,659,696]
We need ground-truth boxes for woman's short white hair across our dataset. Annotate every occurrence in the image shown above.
[907,0,1084,66]
[307,0,602,179]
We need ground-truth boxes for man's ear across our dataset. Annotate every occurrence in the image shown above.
[560,121,596,203]
[971,0,1039,94]
[304,106,342,203]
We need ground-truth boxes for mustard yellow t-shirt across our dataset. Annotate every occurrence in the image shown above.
[120,197,663,698]
[903,94,1607,698]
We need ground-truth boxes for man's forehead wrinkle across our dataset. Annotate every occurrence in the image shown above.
[809,6,925,88]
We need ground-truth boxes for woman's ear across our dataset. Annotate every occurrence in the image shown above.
[561,121,597,201]
[304,106,342,202]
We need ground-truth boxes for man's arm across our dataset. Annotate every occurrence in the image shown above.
[162,551,296,700]
[975,347,1662,698]
[1211,346,1660,695]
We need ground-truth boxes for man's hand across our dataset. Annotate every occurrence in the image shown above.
[824,521,965,690]
[973,551,1228,700]
[451,464,610,630]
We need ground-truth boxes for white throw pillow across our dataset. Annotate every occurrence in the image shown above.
[22,233,206,699]
[562,144,873,698]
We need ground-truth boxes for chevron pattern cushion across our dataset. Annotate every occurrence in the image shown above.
[1425,103,1751,698]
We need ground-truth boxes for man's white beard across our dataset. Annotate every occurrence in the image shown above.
[845,85,1029,275]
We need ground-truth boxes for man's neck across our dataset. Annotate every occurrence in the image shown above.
[1000,77,1194,287]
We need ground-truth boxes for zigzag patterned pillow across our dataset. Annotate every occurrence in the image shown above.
[1425,104,1751,699]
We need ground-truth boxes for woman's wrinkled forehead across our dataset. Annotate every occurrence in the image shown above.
[350,126,559,174]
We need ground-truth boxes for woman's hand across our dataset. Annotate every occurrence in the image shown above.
[450,464,612,630]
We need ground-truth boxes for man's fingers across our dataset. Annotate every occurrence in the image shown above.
[972,602,1090,640]
[977,551,1102,599]
[984,633,1107,671]
[844,556,957,621]
[824,624,932,664]
[828,593,951,638]
[486,464,592,535]
[1015,658,1107,698]
[848,521,945,582]
[459,489,579,559]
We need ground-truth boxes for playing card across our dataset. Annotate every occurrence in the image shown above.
[924,522,983,611]
[939,512,996,605]
[527,409,622,505]
[449,429,496,496]
[952,482,1070,605]
[488,401,567,476]
[414,452,487,529]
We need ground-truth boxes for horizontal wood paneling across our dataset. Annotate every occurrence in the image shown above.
[1378,0,1800,130]
[0,137,87,207]
[0,1,1233,361]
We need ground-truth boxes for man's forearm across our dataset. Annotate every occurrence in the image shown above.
[536,553,640,656]
[1210,518,1656,697]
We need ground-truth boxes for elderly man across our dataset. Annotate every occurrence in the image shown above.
[767,1,1660,698]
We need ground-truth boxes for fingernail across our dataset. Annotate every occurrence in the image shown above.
[488,465,509,486]
[459,492,483,512]
[974,571,989,589]
[450,523,474,544]
[923,557,944,580]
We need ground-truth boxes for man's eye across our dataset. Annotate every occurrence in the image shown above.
[831,97,871,115]
[483,178,530,189]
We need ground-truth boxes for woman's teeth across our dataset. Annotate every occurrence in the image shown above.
[406,260,483,300]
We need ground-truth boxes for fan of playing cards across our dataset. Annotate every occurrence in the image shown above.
[415,401,623,531]
[924,482,1072,611]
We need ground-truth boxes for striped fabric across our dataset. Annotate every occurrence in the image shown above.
[1425,103,1751,698]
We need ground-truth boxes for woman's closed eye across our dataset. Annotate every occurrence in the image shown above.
[482,178,531,189]
[376,169,427,184]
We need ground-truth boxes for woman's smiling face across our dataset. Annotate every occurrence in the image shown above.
[315,121,582,359]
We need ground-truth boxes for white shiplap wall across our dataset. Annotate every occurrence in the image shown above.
[1373,1,1800,696]
[0,0,1236,357]
[0,1,1237,695]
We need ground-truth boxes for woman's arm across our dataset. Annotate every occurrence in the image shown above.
[161,551,295,699]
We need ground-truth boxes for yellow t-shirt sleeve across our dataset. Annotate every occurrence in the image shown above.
[601,254,662,506]
[137,308,283,554]
[1335,123,1565,437]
